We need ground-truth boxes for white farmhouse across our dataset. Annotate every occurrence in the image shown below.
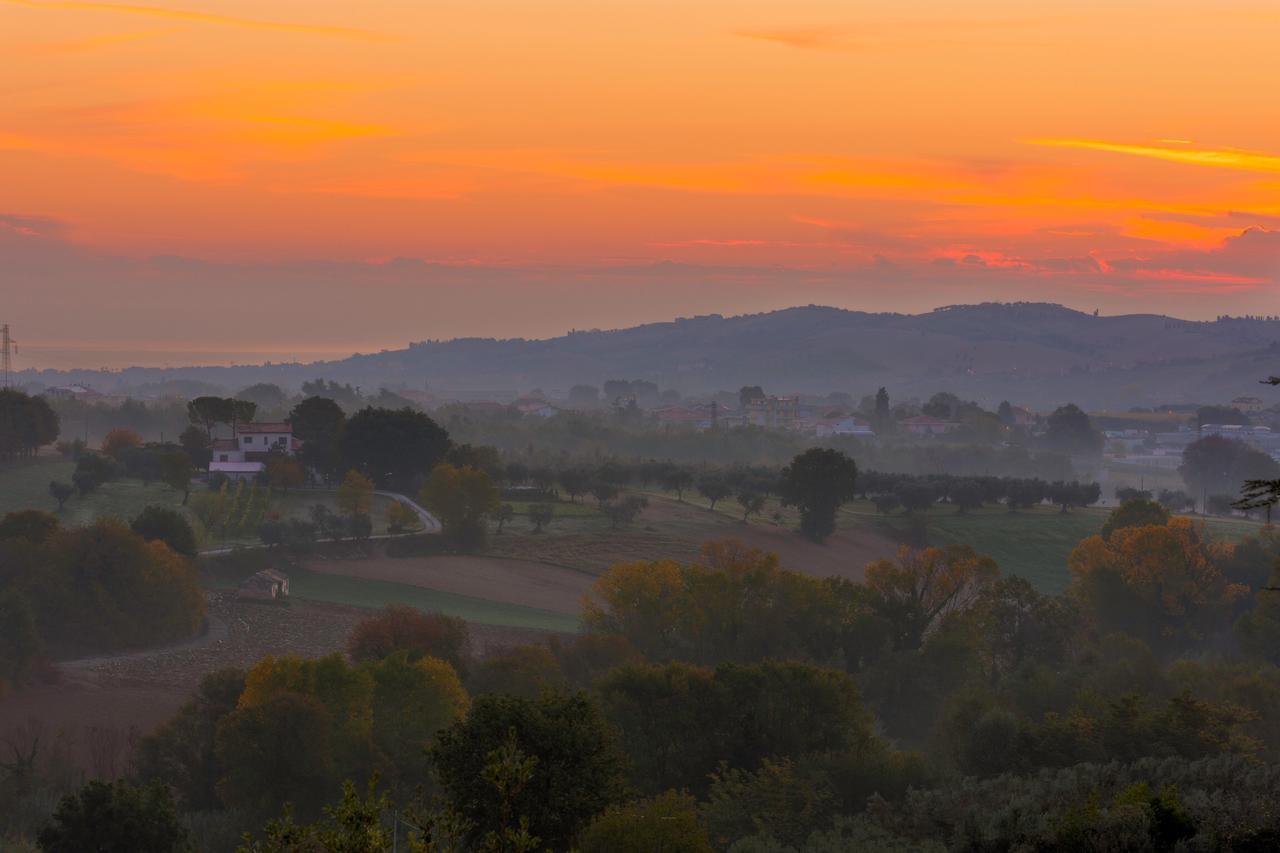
[208,421,300,480]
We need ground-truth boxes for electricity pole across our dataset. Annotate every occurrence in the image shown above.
[0,324,14,388]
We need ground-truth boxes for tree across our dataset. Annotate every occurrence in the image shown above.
[336,469,375,516]
[420,462,500,547]
[236,383,289,411]
[603,495,648,529]
[37,780,193,853]
[528,501,555,533]
[42,520,205,650]
[590,481,619,507]
[1068,517,1247,648]
[950,479,985,514]
[133,668,246,810]
[159,450,194,504]
[100,426,143,458]
[697,475,732,510]
[875,386,890,425]
[495,502,515,534]
[288,396,347,480]
[48,479,74,511]
[997,400,1015,427]
[187,395,233,440]
[446,443,503,479]
[864,544,999,651]
[0,508,60,543]
[178,424,211,469]
[1101,498,1170,540]
[578,790,712,853]
[347,606,470,675]
[1047,480,1101,513]
[71,451,118,496]
[132,505,198,557]
[265,457,305,493]
[1005,478,1045,512]
[559,467,592,503]
[385,500,421,534]
[596,659,877,796]
[0,389,59,460]
[0,589,40,692]
[778,448,859,543]
[340,406,451,491]
[215,691,338,818]
[1157,488,1196,513]
[659,466,694,502]
[873,493,901,515]
[1043,403,1103,455]
[365,652,470,792]
[1182,435,1280,503]
[737,489,766,521]
[430,692,629,850]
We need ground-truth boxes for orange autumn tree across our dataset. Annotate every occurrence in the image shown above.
[863,544,1000,651]
[1068,517,1247,649]
[100,427,143,458]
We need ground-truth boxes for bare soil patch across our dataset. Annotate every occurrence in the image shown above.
[726,524,899,582]
[302,554,596,616]
[0,592,554,775]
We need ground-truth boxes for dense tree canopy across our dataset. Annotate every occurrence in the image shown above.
[340,406,451,491]
[0,389,59,460]
[778,447,859,542]
[431,692,629,850]
[288,395,347,480]
[1043,403,1103,455]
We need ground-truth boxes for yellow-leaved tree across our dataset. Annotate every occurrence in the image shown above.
[336,469,374,517]
[418,462,499,548]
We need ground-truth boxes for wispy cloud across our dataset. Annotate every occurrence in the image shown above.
[3,0,389,41]
[25,28,168,55]
[1030,138,1280,173]
[733,27,855,50]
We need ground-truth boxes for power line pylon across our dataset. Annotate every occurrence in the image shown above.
[1,324,14,388]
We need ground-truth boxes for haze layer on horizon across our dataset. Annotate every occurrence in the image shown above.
[2,0,1278,370]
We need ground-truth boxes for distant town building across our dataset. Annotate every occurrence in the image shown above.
[900,415,961,436]
[745,395,799,430]
[44,384,104,401]
[512,397,559,418]
[652,404,716,431]
[1008,406,1036,427]
[1232,396,1266,414]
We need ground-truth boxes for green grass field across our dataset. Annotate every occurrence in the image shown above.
[206,565,578,633]
[858,503,1265,593]
[0,456,184,523]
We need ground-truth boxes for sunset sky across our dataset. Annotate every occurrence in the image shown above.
[3,0,1278,368]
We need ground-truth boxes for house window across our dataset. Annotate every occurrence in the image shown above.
[219,454,228,462]
[244,436,253,444]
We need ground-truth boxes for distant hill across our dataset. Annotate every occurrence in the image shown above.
[17,303,1280,409]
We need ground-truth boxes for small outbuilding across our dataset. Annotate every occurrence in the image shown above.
[238,569,290,601]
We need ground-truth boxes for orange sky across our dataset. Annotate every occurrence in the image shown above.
[2,0,1278,368]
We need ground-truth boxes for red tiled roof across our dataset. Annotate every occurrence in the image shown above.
[210,438,238,451]
[235,422,292,434]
